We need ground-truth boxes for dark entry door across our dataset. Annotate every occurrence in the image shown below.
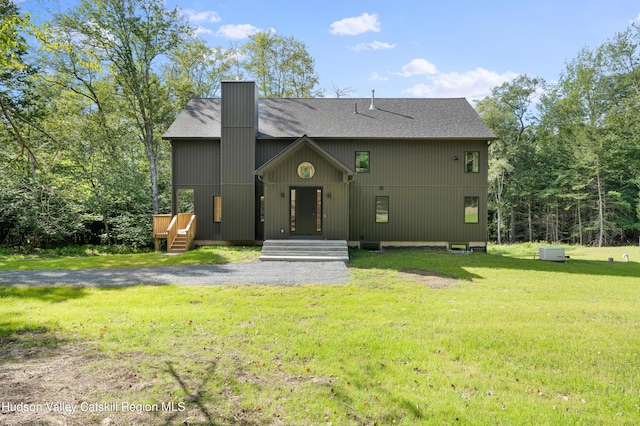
[291,187,322,236]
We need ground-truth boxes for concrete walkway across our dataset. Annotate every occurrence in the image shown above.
[0,262,350,287]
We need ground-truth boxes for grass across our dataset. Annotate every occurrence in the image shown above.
[1,244,640,424]
[0,245,261,270]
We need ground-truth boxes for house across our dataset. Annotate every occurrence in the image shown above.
[162,80,495,252]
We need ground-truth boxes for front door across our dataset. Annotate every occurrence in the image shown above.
[291,187,322,236]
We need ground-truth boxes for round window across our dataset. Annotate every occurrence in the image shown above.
[297,162,315,179]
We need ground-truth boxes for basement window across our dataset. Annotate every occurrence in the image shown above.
[213,196,222,222]
[464,196,479,224]
[355,151,370,173]
[376,196,389,223]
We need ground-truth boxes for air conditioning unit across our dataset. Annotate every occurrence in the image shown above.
[539,246,566,262]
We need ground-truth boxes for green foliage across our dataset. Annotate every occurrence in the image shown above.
[242,31,322,98]
[480,24,640,246]
[0,175,83,249]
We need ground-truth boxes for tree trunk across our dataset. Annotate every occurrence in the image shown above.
[145,132,160,215]
[596,167,604,248]
[577,199,583,245]
[510,208,516,243]
[527,201,533,242]
[495,193,502,245]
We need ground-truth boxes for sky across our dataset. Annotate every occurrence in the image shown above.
[18,0,640,100]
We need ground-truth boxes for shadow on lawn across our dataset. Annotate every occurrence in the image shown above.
[349,248,640,281]
[162,361,230,426]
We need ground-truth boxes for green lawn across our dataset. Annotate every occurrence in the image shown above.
[0,245,261,270]
[1,244,639,424]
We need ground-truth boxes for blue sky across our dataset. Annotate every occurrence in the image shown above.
[20,0,640,100]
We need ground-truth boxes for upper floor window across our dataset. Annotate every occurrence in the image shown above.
[355,151,370,173]
[465,151,479,173]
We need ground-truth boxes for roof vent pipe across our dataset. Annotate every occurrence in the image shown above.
[354,102,358,114]
[369,89,377,110]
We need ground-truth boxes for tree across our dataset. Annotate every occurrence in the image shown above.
[477,75,544,244]
[165,38,235,109]
[53,0,191,214]
[242,31,322,98]
[0,0,48,172]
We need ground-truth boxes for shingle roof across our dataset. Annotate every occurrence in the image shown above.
[163,97,496,140]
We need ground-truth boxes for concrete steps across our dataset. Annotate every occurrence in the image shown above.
[260,240,349,262]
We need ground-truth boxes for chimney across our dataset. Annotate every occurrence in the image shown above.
[220,80,258,240]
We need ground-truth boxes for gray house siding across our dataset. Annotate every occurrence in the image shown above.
[259,143,350,240]
[220,82,257,240]
[256,137,487,245]
[164,81,494,247]
[171,139,222,240]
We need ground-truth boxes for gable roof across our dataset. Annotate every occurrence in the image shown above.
[163,97,496,140]
[255,135,354,180]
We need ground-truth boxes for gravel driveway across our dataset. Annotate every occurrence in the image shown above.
[0,262,350,287]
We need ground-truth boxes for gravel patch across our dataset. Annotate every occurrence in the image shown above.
[0,262,350,287]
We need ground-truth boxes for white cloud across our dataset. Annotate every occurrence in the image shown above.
[183,9,222,23]
[216,24,261,40]
[194,27,214,36]
[393,59,438,77]
[370,72,389,82]
[351,40,396,52]
[330,13,381,36]
[633,13,640,24]
[403,67,519,99]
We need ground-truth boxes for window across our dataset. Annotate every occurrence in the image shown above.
[355,151,370,173]
[464,196,479,224]
[177,189,194,213]
[213,196,222,222]
[290,189,296,231]
[297,162,315,179]
[259,195,265,223]
[465,151,479,173]
[376,196,389,223]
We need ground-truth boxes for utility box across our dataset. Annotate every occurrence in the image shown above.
[539,246,566,262]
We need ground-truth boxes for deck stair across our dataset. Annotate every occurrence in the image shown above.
[260,239,349,262]
[153,213,196,253]
[168,230,188,253]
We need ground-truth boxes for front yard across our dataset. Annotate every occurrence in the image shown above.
[1,244,639,424]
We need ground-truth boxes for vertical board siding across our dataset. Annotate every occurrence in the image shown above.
[316,138,488,243]
[221,81,258,128]
[220,82,258,240]
[172,140,220,186]
[256,137,488,244]
[172,140,221,240]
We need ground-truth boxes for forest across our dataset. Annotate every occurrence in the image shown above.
[2,0,639,249]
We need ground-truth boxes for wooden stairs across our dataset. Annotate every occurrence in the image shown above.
[260,239,349,262]
[168,230,189,253]
[153,214,197,253]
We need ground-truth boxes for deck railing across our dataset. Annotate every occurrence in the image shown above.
[153,214,172,251]
[153,213,196,252]
[166,215,179,252]
[183,214,197,250]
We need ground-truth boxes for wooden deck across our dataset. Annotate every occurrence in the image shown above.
[153,214,197,253]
